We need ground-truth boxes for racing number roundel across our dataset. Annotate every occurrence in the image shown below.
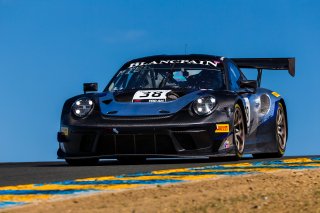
[132,90,171,103]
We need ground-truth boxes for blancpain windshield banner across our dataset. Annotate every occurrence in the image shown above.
[128,59,221,68]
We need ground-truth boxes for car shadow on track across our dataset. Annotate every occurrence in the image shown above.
[33,157,253,168]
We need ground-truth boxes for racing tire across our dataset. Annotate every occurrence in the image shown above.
[233,103,246,160]
[252,102,287,158]
[65,158,99,166]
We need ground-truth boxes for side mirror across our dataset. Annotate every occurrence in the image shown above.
[83,83,98,93]
[240,80,258,89]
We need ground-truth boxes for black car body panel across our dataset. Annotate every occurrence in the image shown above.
[57,54,294,160]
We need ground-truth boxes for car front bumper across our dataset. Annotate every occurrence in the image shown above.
[57,122,235,159]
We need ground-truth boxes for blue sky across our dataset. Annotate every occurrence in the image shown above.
[0,0,319,162]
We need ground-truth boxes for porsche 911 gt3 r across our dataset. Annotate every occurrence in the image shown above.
[57,54,295,165]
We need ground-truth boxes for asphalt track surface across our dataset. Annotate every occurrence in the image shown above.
[1,155,319,187]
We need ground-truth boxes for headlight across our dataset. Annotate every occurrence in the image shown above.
[193,96,216,115]
[72,98,94,118]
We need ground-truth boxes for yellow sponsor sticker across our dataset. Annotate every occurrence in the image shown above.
[60,127,69,136]
[215,124,230,133]
[272,91,281,97]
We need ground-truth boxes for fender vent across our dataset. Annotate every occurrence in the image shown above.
[260,94,271,114]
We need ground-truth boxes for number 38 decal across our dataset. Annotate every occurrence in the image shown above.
[139,91,163,98]
[132,90,171,102]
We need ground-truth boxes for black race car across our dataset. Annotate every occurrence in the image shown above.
[57,54,295,165]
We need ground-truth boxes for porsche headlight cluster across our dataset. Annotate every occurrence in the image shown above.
[72,98,94,118]
[193,96,216,116]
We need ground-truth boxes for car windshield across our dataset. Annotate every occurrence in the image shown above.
[108,64,225,91]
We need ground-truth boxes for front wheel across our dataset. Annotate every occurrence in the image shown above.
[65,158,99,166]
[233,104,246,159]
[253,102,287,158]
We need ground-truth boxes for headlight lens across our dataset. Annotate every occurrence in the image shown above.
[193,96,216,115]
[72,98,94,118]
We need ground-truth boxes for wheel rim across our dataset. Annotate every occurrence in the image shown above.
[234,106,245,154]
[276,104,287,150]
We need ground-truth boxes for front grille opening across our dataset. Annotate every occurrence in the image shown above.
[97,134,115,155]
[116,135,135,154]
[80,134,95,152]
[156,135,176,154]
[174,133,197,150]
[93,133,178,155]
[102,115,172,121]
[135,134,156,154]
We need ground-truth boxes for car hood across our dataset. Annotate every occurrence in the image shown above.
[99,90,212,116]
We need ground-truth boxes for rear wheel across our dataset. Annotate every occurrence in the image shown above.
[233,104,245,159]
[252,102,287,158]
[65,158,99,166]
[275,102,287,156]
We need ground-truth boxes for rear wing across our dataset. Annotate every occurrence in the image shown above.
[231,58,295,86]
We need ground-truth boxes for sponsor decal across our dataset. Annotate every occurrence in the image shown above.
[132,90,171,103]
[224,140,230,149]
[272,91,281,97]
[215,124,230,133]
[243,97,251,130]
[60,127,68,136]
[128,59,221,68]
